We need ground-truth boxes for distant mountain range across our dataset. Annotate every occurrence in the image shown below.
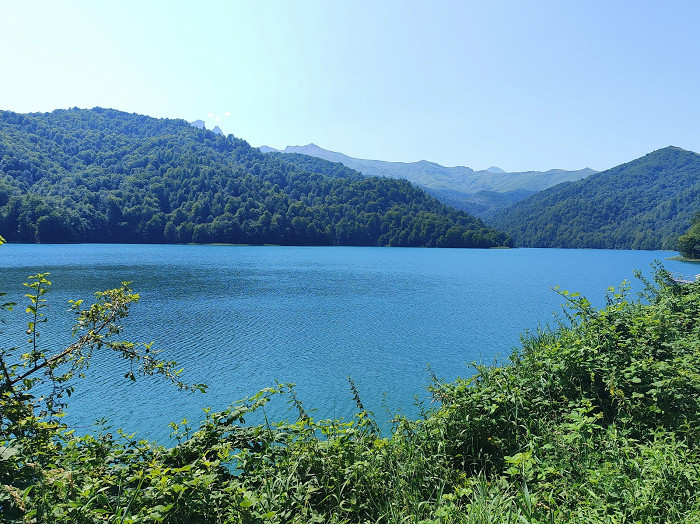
[259,143,597,217]
[489,146,700,250]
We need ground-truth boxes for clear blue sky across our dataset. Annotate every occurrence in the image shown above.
[2,1,699,172]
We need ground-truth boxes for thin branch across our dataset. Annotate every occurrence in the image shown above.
[7,301,123,388]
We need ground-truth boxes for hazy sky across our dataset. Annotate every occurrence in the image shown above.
[2,1,699,172]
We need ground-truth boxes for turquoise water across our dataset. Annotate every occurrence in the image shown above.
[0,245,696,441]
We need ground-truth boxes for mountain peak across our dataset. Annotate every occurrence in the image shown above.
[635,146,699,164]
[646,146,694,157]
[486,166,506,173]
[190,120,224,136]
[286,143,321,151]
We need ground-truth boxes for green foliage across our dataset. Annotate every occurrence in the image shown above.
[3,265,700,522]
[0,269,207,523]
[677,210,700,259]
[1,274,204,436]
[491,146,700,249]
[0,108,511,248]
[426,187,537,219]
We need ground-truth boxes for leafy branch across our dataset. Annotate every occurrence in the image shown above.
[0,272,206,441]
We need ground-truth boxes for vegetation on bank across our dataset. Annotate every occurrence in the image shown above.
[490,146,700,250]
[0,108,511,248]
[678,211,700,260]
[2,234,700,521]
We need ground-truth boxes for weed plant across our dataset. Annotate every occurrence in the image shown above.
[2,262,700,522]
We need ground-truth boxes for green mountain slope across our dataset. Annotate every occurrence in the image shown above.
[0,108,512,248]
[424,187,537,218]
[489,146,700,250]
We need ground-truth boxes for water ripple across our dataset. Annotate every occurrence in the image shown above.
[0,244,689,441]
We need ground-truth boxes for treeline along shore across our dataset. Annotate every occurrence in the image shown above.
[0,108,511,248]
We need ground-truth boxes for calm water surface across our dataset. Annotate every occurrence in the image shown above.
[0,245,696,441]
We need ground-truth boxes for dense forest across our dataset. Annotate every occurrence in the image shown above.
[0,108,512,248]
[490,146,700,249]
[425,187,537,218]
[678,211,700,259]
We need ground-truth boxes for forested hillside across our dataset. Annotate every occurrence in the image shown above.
[678,211,700,259]
[0,108,512,248]
[425,187,537,218]
[490,146,700,249]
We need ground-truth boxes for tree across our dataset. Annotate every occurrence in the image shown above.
[677,211,700,259]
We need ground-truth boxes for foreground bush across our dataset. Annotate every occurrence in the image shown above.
[2,252,699,522]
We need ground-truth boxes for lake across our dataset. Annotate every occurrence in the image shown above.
[0,244,696,441]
